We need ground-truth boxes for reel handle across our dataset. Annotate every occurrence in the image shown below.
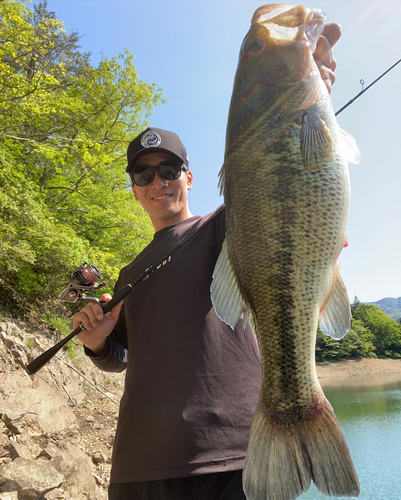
[25,284,133,375]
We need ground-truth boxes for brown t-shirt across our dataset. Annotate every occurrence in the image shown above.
[87,207,262,483]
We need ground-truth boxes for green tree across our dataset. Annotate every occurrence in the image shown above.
[315,318,376,362]
[315,328,341,361]
[352,303,401,358]
[0,0,164,315]
[351,295,361,313]
[347,319,376,358]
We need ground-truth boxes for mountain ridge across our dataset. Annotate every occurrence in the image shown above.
[366,297,401,322]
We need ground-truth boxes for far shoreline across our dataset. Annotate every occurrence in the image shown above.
[316,358,401,386]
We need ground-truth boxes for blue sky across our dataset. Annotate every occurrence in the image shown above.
[32,0,400,303]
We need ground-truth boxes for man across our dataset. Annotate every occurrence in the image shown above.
[73,24,341,500]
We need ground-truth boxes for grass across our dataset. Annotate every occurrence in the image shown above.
[26,337,36,348]
[39,312,72,336]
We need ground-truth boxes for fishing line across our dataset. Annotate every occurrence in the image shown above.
[197,58,401,210]
[335,57,401,116]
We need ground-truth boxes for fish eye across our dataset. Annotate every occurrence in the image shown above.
[247,39,264,53]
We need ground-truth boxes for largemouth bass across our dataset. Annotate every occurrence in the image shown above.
[211,4,361,500]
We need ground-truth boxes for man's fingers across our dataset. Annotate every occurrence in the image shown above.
[314,36,335,71]
[313,23,341,94]
[314,23,342,71]
[316,61,336,94]
[74,302,103,330]
[321,23,342,48]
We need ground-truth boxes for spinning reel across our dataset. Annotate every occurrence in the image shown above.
[59,262,106,304]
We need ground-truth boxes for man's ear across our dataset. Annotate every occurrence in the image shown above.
[131,183,139,201]
[187,170,193,190]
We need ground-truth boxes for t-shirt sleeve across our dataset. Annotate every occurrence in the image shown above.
[84,336,127,373]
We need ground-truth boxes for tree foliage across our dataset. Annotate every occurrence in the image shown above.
[0,0,164,315]
[316,303,401,362]
[316,319,376,362]
[352,303,401,358]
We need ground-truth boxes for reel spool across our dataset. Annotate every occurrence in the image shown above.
[59,262,106,304]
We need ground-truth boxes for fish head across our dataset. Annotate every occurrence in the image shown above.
[232,4,327,115]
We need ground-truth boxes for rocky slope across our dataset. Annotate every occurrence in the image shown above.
[0,319,125,500]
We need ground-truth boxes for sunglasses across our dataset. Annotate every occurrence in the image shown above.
[131,161,188,187]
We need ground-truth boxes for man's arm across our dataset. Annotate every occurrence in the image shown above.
[73,293,127,372]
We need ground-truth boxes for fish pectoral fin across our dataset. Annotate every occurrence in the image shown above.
[300,111,334,168]
[211,237,250,330]
[339,127,362,165]
[319,271,351,339]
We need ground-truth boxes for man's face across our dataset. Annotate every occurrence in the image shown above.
[131,152,193,231]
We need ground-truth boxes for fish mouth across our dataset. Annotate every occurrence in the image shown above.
[251,4,326,52]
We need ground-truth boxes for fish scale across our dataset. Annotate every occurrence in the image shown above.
[211,4,361,500]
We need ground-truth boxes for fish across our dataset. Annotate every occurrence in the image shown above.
[211,4,361,500]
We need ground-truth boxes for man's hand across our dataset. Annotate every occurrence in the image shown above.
[314,23,342,94]
[73,294,123,354]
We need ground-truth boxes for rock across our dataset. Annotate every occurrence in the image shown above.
[92,451,105,465]
[5,441,31,460]
[51,442,97,499]
[38,443,59,460]
[0,371,77,435]
[0,457,64,499]
[0,423,9,459]
[0,320,125,499]
[43,488,66,500]
[0,492,19,500]
[0,327,28,368]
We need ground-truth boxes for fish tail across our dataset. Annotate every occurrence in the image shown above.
[243,397,360,500]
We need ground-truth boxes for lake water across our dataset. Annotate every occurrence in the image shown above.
[299,373,401,500]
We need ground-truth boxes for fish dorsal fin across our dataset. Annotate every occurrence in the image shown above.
[319,271,351,339]
[211,237,250,329]
[300,112,334,167]
[338,127,362,165]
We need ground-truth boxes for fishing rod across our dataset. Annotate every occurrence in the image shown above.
[26,58,400,374]
[25,205,225,375]
[335,57,401,116]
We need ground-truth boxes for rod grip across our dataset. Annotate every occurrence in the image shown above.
[25,284,133,375]
[25,326,83,375]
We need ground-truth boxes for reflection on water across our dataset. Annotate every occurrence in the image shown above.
[300,373,401,500]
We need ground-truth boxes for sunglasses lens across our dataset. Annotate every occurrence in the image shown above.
[132,162,184,186]
[133,168,155,186]
[159,164,181,180]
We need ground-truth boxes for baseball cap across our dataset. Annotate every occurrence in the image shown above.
[126,127,189,173]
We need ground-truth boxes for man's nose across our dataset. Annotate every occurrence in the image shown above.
[151,170,168,188]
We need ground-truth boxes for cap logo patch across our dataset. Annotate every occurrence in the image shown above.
[141,131,162,148]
